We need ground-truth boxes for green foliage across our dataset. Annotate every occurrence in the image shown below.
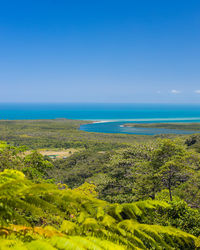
[124,122,200,131]
[0,142,54,183]
[1,121,200,249]
[46,137,200,205]
[74,182,97,197]
[136,139,192,200]
[0,119,193,204]
[0,169,197,249]
[109,139,199,202]
[136,190,200,237]
[174,171,200,208]
[0,141,25,172]
[0,235,126,250]
[51,149,114,189]
[23,151,54,180]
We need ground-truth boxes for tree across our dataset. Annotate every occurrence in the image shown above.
[0,141,26,171]
[133,139,194,201]
[23,151,53,180]
[111,139,197,201]
[159,159,189,201]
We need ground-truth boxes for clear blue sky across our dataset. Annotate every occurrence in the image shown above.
[0,0,200,103]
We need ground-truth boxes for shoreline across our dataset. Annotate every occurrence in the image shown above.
[1,117,200,124]
[88,117,200,122]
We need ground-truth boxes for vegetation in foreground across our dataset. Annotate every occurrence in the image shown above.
[0,168,198,249]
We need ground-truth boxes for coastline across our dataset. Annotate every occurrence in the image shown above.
[80,120,200,135]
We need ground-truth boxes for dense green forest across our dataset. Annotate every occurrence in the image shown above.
[1,119,200,249]
[123,122,200,131]
[0,119,154,149]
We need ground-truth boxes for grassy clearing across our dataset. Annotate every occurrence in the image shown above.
[24,148,81,159]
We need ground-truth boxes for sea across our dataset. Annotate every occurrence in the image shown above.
[1,103,200,135]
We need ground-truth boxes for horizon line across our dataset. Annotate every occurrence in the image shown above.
[0,102,200,105]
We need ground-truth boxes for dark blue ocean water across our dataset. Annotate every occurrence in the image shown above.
[1,103,200,135]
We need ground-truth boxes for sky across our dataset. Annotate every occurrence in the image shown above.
[0,0,200,103]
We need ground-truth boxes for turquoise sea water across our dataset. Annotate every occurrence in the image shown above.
[80,121,200,135]
[1,103,200,135]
